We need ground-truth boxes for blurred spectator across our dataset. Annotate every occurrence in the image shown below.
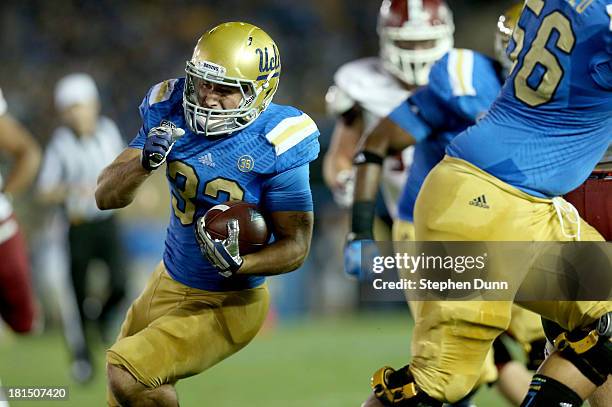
[36,73,126,383]
[0,86,41,334]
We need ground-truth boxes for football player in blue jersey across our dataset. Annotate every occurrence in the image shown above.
[348,4,546,405]
[361,1,612,406]
[96,22,319,406]
[323,0,454,222]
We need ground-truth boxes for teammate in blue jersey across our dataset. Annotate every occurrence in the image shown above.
[363,1,612,406]
[96,22,319,406]
[346,28,505,273]
[448,3,612,199]
[350,4,547,406]
[389,47,502,225]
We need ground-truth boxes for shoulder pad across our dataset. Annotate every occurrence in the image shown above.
[428,49,502,121]
[333,57,409,118]
[325,85,355,116]
[260,105,320,173]
[138,78,183,129]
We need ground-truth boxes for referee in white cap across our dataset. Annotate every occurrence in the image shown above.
[36,73,127,383]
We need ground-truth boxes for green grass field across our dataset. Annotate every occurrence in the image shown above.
[0,312,510,406]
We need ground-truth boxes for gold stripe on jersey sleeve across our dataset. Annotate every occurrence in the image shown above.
[577,0,595,13]
[268,116,314,147]
[455,49,467,95]
[148,79,178,106]
[152,80,171,105]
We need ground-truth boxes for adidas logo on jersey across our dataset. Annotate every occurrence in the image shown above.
[198,153,216,168]
[469,195,490,209]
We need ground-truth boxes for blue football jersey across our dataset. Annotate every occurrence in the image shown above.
[388,49,503,221]
[448,0,612,197]
[129,78,320,291]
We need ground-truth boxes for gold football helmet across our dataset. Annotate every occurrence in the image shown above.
[184,22,281,136]
[495,3,523,73]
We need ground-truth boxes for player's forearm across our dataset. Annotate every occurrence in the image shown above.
[363,117,414,157]
[323,118,362,188]
[349,117,406,237]
[350,119,389,202]
[350,163,382,238]
[322,153,353,188]
[36,185,69,205]
[353,163,382,202]
[238,211,313,276]
[96,155,151,210]
[3,143,41,196]
[238,238,310,276]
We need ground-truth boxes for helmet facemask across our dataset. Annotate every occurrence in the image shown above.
[379,25,453,86]
[183,61,265,137]
[377,0,454,86]
[182,22,281,137]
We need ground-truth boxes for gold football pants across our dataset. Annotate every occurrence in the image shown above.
[107,262,269,405]
[393,217,546,385]
[411,156,610,403]
[394,218,499,386]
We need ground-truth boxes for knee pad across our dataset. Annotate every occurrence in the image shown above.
[543,313,612,386]
[371,365,443,407]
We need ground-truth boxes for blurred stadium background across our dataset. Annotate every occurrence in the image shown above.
[0,1,518,405]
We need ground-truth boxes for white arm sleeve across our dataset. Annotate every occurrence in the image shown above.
[0,88,7,116]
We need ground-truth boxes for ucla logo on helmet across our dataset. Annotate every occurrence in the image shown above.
[256,45,280,73]
[237,155,255,172]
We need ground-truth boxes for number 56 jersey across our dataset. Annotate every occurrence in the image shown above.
[448,0,612,198]
[129,78,319,291]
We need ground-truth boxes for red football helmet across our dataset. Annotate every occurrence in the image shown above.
[378,0,454,86]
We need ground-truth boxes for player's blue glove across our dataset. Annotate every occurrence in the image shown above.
[344,233,377,281]
[141,124,185,171]
[195,216,243,278]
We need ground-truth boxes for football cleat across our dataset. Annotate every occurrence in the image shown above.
[371,365,443,406]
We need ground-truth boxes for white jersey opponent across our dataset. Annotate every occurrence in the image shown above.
[327,57,413,219]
